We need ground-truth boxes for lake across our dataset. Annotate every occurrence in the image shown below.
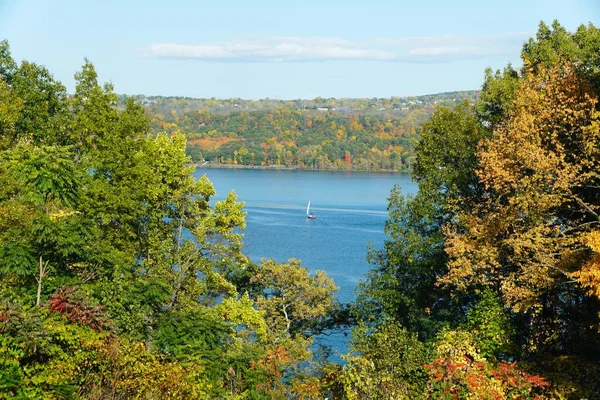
[194,168,418,357]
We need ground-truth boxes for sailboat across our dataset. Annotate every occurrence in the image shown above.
[306,201,316,219]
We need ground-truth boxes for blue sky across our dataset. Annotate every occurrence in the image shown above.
[0,0,597,99]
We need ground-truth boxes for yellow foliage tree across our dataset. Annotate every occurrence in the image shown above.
[442,61,600,350]
[572,230,600,298]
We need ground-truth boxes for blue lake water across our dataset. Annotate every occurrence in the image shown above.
[194,168,418,358]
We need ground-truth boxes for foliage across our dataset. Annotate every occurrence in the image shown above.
[443,62,600,345]
[358,101,485,339]
[252,258,338,339]
[48,286,110,332]
[0,300,211,399]
[339,322,429,400]
[128,93,483,172]
[440,24,600,396]
[358,19,600,399]
[180,110,421,171]
[464,291,515,361]
[426,329,549,400]
[0,39,342,398]
[2,19,600,399]
[477,64,519,129]
[572,230,600,298]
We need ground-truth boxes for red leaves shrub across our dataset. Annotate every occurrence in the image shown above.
[48,287,109,332]
[425,356,550,399]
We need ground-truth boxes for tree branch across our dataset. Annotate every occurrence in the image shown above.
[569,194,599,221]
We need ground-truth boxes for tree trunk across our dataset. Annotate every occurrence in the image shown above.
[282,301,291,337]
[36,256,48,306]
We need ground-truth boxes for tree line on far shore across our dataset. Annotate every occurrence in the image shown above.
[128,91,478,171]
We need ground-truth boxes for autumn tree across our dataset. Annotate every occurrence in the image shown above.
[357,20,600,398]
[443,60,600,397]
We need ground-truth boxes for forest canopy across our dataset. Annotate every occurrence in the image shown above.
[122,91,478,171]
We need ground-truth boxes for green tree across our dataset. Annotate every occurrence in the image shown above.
[339,322,429,400]
[0,41,349,398]
[359,102,485,339]
[0,143,94,306]
[0,78,23,150]
[477,65,519,129]
[252,258,338,339]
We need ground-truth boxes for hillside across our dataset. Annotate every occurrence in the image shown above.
[119,91,479,171]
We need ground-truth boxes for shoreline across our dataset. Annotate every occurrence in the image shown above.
[194,162,412,174]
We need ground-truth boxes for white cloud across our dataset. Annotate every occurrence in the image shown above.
[408,46,483,56]
[141,33,529,63]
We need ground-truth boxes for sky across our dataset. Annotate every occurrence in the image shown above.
[0,0,598,99]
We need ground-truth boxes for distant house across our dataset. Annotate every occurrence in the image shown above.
[317,107,329,111]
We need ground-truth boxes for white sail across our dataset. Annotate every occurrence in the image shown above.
[306,201,311,215]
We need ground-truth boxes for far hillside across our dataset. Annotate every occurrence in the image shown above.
[119,91,479,171]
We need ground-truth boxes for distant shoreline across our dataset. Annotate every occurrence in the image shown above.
[194,162,411,174]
